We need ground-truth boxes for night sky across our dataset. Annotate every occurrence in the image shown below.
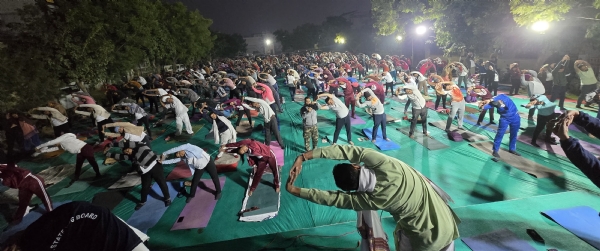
[167,0,371,36]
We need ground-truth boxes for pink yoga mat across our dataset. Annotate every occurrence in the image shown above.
[269,141,285,166]
[170,176,226,230]
[351,116,366,125]
[166,161,193,181]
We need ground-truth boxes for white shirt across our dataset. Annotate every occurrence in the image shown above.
[287,75,296,85]
[546,72,553,81]
[245,97,275,123]
[138,77,147,86]
[186,151,210,170]
[95,115,106,123]
[51,117,68,127]
[164,96,189,116]
[37,133,86,154]
[124,132,147,142]
[382,72,394,83]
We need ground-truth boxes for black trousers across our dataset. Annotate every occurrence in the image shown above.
[96,118,114,142]
[307,87,317,100]
[532,113,559,143]
[147,96,159,113]
[409,108,428,135]
[509,79,521,95]
[435,95,447,110]
[578,84,597,106]
[135,89,146,106]
[477,107,495,123]
[140,163,170,203]
[53,123,70,138]
[265,115,284,147]
[488,81,499,96]
[550,85,567,108]
[333,115,351,144]
[235,109,252,127]
[189,158,221,198]
[136,116,152,139]
[229,88,241,99]
[385,82,394,95]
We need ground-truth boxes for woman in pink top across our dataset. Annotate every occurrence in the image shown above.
[71,92,96,105]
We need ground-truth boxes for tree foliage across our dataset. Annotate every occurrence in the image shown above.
[371,0,600,56]
[274,15,354,51]
[212,31,248,57]
[0,0,213,111]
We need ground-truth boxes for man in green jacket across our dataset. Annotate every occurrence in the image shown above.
[287,145,460,251]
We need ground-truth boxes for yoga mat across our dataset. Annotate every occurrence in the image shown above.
[239,172,280,222]
[469,142,564,178]
[269,141,285,166]
[293,94,305,102]
[236,121,255,135]
[461,228,537,251]
[109,172,142,189]
[362,128,400,151]
[386,115,402,123]
[464,114,507,133]
[396,127,449,150]
[91,190,128,211]
[0,187,20,204]
[350,116,366,125]
[465,106,480,114]
[93,137,123,152]
[37,149,65,159]
[166,161,194,181]
[542,206,600,249]
[429,120,489,142]
[171,176,226,230]
[127,181,182,233]
[36,164,80,186]
[215,153,239,173]
[316,115,335,127]
[517,134,566,157]
[53,164,113,196]
[0,201,70,244]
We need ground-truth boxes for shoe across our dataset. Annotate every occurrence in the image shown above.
[164,198,172,207]
[492,151,500,158]
[444,129,450,133]
[186,196,193,203]
[508,150,521,156]
[94,174,101,180]
[531,142,540,148]
[476,122,481,126]
[215,191,222,200]
[576,105,582,109]
[490,121,496,124]
[135,203,145,211]
[458,127,464,130]
[31,152,41,157]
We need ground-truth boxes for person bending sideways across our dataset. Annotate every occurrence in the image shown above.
[399,85,430,138]
[35,133,101,184]
[161,144,221,202]
[243,97,285,149]
[287,145,460,251]
[356,88,390,142]
[551,110,600,188]
[0,161,53,225]
[2,201,150,251]
[105,141,171,210]
[318,93,353,145]
[220,139,280,196]
[479,94,521,158]
[523,94,559,147]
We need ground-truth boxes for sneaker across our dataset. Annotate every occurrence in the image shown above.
[531,142,540,148]
[490,121,496,124]
[215,191,222,200]
[476,122,481,126]
[186,196,193,203]
[31,152,41,157]
[164,198,172,207]
[576,105,582,109]
[508,150,521,156]
[492,151,500,158]
[134,203,145,211]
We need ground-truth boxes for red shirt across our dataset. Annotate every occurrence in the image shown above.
[0,164,31,189]
[225,139,275,167]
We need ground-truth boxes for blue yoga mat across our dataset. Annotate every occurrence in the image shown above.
[542,206,600,249]
[0,201,71,243]
[462,228,536,251]
[362,128,400,151]
[126,181,182,233]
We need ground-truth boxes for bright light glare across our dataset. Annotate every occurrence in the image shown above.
[416,26,427,35]
[396,35,403,41]
[265,39,272,45]
[531,21,549,31]
[339,38,345,44]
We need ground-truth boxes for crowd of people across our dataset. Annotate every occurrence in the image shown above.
[1,50,600,251]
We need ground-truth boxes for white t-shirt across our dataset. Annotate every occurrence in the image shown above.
[138,77,147,86]
[382,72,394,83]
[124,132,147,142]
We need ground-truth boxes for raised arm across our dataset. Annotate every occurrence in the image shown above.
[37,133,76,149]
[572,111,600,138]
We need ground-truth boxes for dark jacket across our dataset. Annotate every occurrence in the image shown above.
[560,112,600,188]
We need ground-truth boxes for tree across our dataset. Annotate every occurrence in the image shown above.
[0,0,214,111]
[212,31,247,57]
[274,15,353,52]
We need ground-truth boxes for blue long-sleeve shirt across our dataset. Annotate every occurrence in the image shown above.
[560,112,600,188]
[484,94,519,119]
[162,143,210,170]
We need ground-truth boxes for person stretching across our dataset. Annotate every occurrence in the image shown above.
[160,94,194,136]
[317,93,353,145]
[76,104,114,143]
[105,141,171,210]
[243,97,285,149]
[356,88,390,142]
[199,104,237,150]
[112,102,152,139]
[103,122,152,147]
[35,133,101,183]
[524,94,559,147]
[473,85,496,125]
[479,94,521,158]
[443,83,466,132]
[337,77,356,119]
[220,139,280,196]
[0,160,53,225]
[301,97,320,151]
[399,85,430,138]
[161,144,221,202]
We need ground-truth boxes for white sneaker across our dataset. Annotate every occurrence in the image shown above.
[217,151,224,158]
[31,152,41,157]
[24,206,34,216]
